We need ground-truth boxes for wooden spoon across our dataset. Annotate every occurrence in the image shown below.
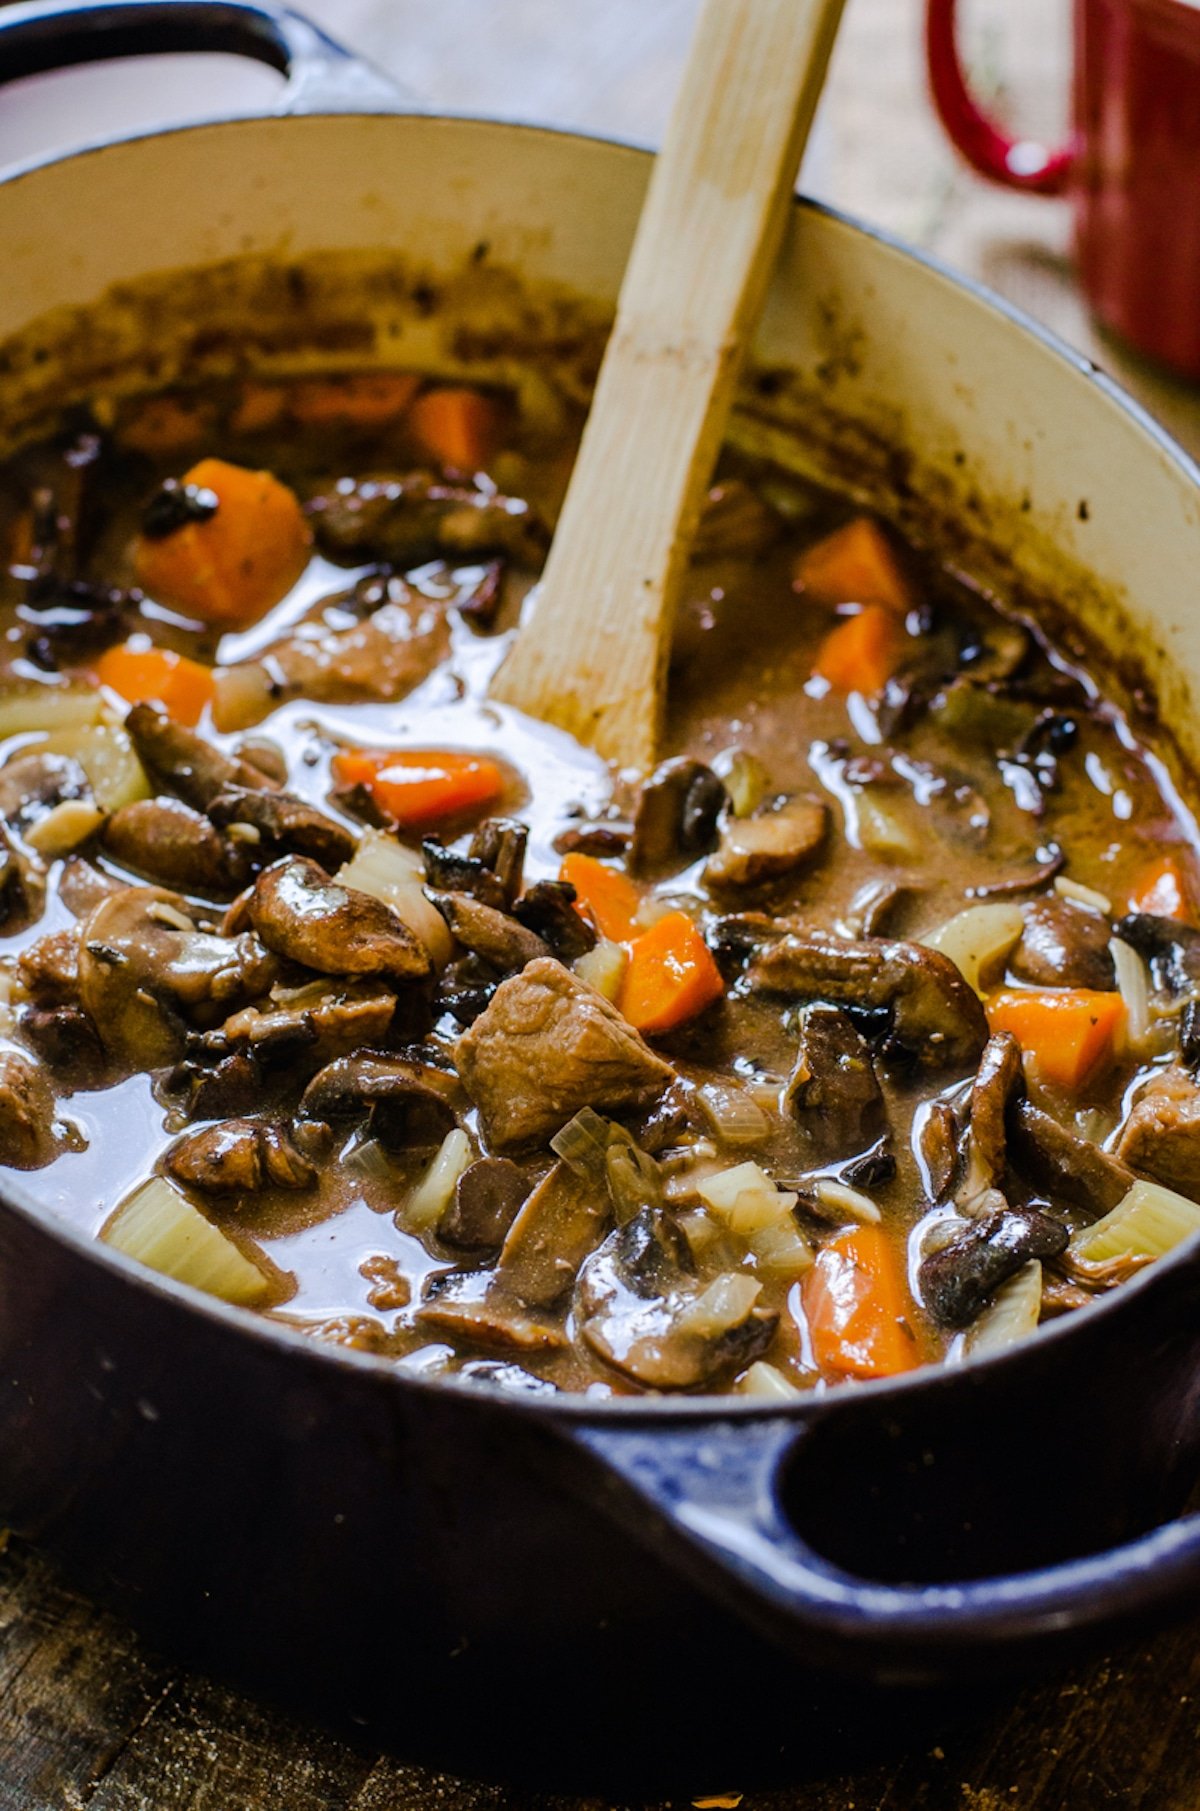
[489,0,847,771]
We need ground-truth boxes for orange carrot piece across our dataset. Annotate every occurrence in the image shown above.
[407,386,506,471]
[812,603,903,695]
[330,748,506,831]
[133,456,311,629]
[618,910,724,1036]
[290,371,421,426]
[119,392,216,455]
[559,853,643,943]
[793,516,913,612]
[94,643,215,727]
[1127,852,1195,923]
[986,988,1127,1092]
[803,1226,921,1381]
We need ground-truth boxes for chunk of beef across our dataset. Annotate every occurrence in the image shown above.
[17,929,79,1007]
[747,928,988,1071]
[1009,1099,1134,1216]
[0,1048,60,1168]
[228,587,451,708]
[919,1206,1068,1329]
[784,1004,884,1160]
[165,1119,317,1193]
[454,957,674,1149]
[1114,1066,1200,1201]
[249,857,430,983]
[705,798,827,892]
[1010,895,1114,990]
[307,470,550,568]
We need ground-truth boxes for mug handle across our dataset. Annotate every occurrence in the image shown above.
[0,0,415,118]
[925,0,1074,196]
[567,1413,1200,1679]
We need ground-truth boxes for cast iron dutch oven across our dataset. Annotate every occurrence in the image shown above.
[4,0,1200,1789]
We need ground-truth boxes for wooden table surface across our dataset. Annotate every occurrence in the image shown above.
[6,2,1200,1806]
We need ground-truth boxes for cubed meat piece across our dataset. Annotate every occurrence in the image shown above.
[454,956,674,1150]
[1115,1066,1200,1200]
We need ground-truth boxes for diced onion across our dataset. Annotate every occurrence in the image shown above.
[745,1217,813,1278]
[694,1081,771,1146]
[336,829,453,968]
[676,1272,762,1336]
[920,902,1024,996]
[0,683,102,739]
[1054,875,1111,915]
[715,747,771,819]
[1110,936,1153,1051]
[853,792,922,863]
[346,1137,394,1182]
[211,660,276,733]
[1070,1177,1200,1268]
[101,1175,273,1306]
[964,1261,1042,1357]
[697,1160,797,1234]
[550,1105,611,1175]
[737,1360,803,1399]
[573,937,628,1002]
[813,1176,882,1226]
[40,722,151,813]
[405,1128,472,1230]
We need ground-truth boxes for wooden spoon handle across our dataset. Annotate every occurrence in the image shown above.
[490,0,847,770]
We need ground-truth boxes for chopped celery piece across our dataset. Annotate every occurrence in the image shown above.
[921,902,1024,996]
[573,937,628,1002]
[964,1261,1042,1357]
[101,1176,272,1306]
[853,792,921,864]
[930,680,1035,751]
[715,747,771,818]
[336,828,453,967]
[737,1360,803,1400]
[697,1160,797,1234]
[1071,1178,1200,1267]
[405,1128,472,1230]
[0,682,102,739]
[41,722,151,812]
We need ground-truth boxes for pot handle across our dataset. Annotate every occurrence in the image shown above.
[925,0,1073,196]
[0,0,413,118]
[570,1415,1200,1677]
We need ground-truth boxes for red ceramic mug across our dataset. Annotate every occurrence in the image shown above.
[926,0,1200,379]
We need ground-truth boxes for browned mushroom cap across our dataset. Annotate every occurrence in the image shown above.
[77,885,279,1066]
[919,1205,1067,1328]
[307,470,550,568]
[165,1119,317,1194]
[629,758,726,875]
[1010,895,1115,991]
[428,890,550,973]
[208,981,397,1063]
[58,855,122,920]
[468,817,527,905]
[746,929,988,1071]
[1009,1099,1133,1215]
[0,1047,61,1169]
[439,1157,529,1251]
[125,703,275,810]
[494,1159,610,1308]
[300,1049,460,1145]
[512,880,596,961]
[415,1271,567,1353]
[207,785,356,871]
[705,798,827,892]
[784,1003,884,1162]
[576,1207,778,1390]
[249,856,431,983]
[103,797,247,896]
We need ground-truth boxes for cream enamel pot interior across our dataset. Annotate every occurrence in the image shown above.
[6,0,1200,1788]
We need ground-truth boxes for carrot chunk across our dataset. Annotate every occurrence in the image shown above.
[94,643,215,727]
[812,603,903,695]
[330,748,506,832]
[618,910,724,1036]
[1126,853,1195,923]
[133,457,311,629]
[559,853,643,943]
[290,371,421,427]
[407,386,506,471]
[803,1226,921,1381]
[986,988,1127,1092]
[794,516,913,612]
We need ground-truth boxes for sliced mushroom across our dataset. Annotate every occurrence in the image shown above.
[1008,1099,1134,1216]
[103,797,246,896]
[78,886,279,1066]
[746,928,988,1071]
[918,1205,1068,1329]
[125,702,274,810]
[307,470,550,568]
[429,890,550,973]
[454,957,674,1150]
[0,824,39,930]
[576,1207,777,1390]
[919,1101,961,1203]
[468,817,527,905]
[1010,895,1115,991]
[165,1119,317,1193]
[495,1159,611,1307]
[300,1049,460,1145]
[0,1047,61,1168]
[1111,912,1200,994]
[784,1004,884,1161]
[249,856,431,983]
[207,786,356,872]
[415,1272,566,1352]
[421,840,508,910]
[57,855,122,920]
[1113,1066,1200,1202]
[705,798,827,892]
[967,1031,1023,1191]
[629,758,727,876]
[439,1157,530,1251]
[512,880,596,961]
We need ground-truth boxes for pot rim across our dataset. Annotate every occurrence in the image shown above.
[2,105,1199,1427]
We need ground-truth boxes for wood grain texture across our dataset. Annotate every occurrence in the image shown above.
[490,0,846,769]
[8,0,1200,1805]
